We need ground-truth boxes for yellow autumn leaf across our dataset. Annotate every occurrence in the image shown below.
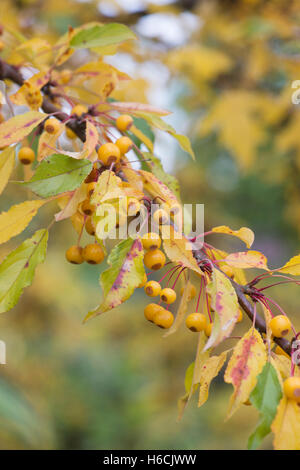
[90,171,125,206]
[205,268,240,350]
[0,200,46,245]
[0,146,15,195]
[55,185,86,222]
[162,226,203,276]
[167,45,233,82]
[199,91,266,170]
[139,170,179,206]
[277,254,300,276]
[177,333,209,421]
[271,397,300,450]
[164,280,194,337]
[211,225,254,248]
[198,351,228,408]
[207,246,247,285]
[224,251,269,270]
[224,328,267,418]
[10,71,50,111]
[0,111,46,148]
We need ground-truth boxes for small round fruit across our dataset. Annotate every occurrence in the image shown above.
[144,249,166,271]
[144,303,163,323]
[116,136,133,154]
[44,117,60,134]
[81,199,95,216]
[66,127,77,139]
[160,288,176,304]
[237,309,243,323]
[283,377,300,402]
[144,281,161,297]
[270,315,292,338]
[65,245,84,264]
[153,208,169,225]
[18,147,35,165]
[116,114,133,132]
[86,182,97,197]
[0,40,4,52]
[141,233,161,251]
[72,104,88,117]
[186,313,207,332]
[82,244,105,264]
[153,309,174,329]
[180,284,196,300]
[98,143,121,166]
[205,322,213,337]
[138,273,147,288]
[85,216,96,236]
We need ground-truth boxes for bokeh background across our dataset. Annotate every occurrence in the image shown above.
[0,0,300,449]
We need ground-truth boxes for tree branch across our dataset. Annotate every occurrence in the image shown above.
[0,58,294,357]
[0,58,86,142]
[194,249,293,356]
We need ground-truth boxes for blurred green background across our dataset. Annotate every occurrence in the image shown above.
[0,0,300,449]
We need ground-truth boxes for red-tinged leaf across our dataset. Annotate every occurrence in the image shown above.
[198,351,228,407]
[84,237,145,322]
[0,111,46,147]
[224,251,269,270]
[109,101,170,116]
[205,268,240,350]
[224,328,267,418]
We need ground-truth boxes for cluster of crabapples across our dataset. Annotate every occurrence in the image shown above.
[140,232,244,331]
[15,107,136,265]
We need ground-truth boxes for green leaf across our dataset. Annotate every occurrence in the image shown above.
[84,237,144,322]
[248,362,282,450]
[70,23,136,49]
[20,154,92,198]
[136,113,195,159]
[142,151,181,199]
[0,229,48,314]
